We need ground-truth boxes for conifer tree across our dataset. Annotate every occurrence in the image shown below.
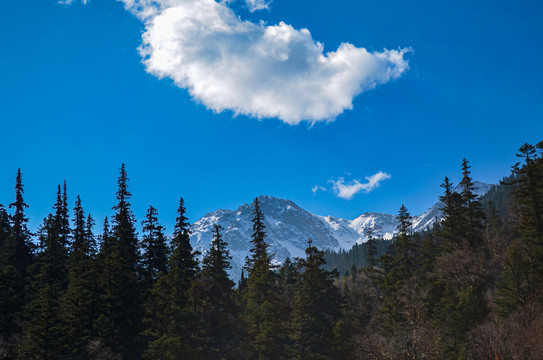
[94,217,117,352]
[198,224,237,359]
[291,239,342,360]
[439,176,464,251]
[460,159,486,248]
[0,205,9,264]
[244,198,284,359]
[111,164,139,272]
[140,206,169,289]
[395,204,416,277]
[512,142,543,248]
[20,189,71,360]
[0,203,19,350]
[63,197,98,358]
[497,142,543,310]
[143,198,200,360]
[276,257,300,357]
[170,198,199,280]
[55,181,71,250]
[96,164,143,358]
[364,227,377,268]
[6,169,33,275]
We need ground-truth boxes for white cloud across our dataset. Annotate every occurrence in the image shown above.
[327,171,391,200]
[311,185,326,194]
[113,0,411,124]
[245,0,272,12]
[59,0,89,4]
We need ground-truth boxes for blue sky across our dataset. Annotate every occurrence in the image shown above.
[1,0,542,234]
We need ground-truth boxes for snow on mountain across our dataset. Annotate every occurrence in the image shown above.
[411,181,492,232]
[190,182,491,281]
[191,196,350,282]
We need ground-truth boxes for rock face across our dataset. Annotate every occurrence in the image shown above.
[190,182,491,281]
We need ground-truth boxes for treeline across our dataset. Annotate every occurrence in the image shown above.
[0,164,345,359]
[334,142,543,359]
[0,140,542,359]
[323,238,390,276]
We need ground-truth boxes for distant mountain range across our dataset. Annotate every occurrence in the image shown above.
[190,181,491,281]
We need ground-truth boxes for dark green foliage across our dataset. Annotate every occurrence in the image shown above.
[0,142,541,359]
[0,176,29,355]
[394,204,417,277]
[291,240,342,360]
[0,205,10,264]
[439,176,464,251]
[63,197,98,359]
[494,141,543,312]
[170,198,199,280]
[243,198,284,359]
[363,228,378,268]
[95,164,143,358]
[323,239,390,275]
[6,169,33,275]
[197,224,238,359]
[140,206,169,289]
[0,204,18,340]
[111,164,139,273]
[142,198,200,360]
[460,159,486,248]
[512,142,543,247]
[20,185,72,359]
[19,283,69,359]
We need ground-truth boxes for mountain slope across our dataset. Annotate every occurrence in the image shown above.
[190,182,491,281]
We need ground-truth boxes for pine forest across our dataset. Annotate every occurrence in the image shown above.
[1,141,543,360]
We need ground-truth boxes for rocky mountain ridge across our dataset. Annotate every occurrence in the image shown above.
[190,181,491,281]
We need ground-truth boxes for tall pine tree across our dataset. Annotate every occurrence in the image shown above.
[20,185,72,359]
[95,164,143,358]
[197,224,237,359]
[291,239,343,360]
[140,206,169,290]
[63,197,98,359]
[143,198,200,359]
[244,198,284,359]
[6,169,33,275]
[460,159,485,248]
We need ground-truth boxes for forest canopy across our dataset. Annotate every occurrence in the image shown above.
[0,141,542,359]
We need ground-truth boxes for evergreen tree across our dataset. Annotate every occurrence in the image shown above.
[140,206,169,289]
[169,198,199,280]
[395,204,416,277]
[143,198,200,360]
[439,176,465,251]
[512,142,543,248]
[111,164,139,272]
[197,224,237,359]
[363,227,377,268]
[0,203,21,353]
[276,257,300,358]
[6,169,33,275]
[55,181,71,251]
[291,239,343,360]
[93,217,117,353]
[63,197,98,359]
[496,142,543,311]
[0,204,9,264]
[95,164,143,358]
[460,159,486,248]
[20,190,71,360]
[244,198,284,359]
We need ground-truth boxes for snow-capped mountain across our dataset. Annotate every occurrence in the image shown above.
[190,182,491,281]
[410,181,492,232]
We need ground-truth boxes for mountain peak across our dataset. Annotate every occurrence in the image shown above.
[190,183,492,281]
